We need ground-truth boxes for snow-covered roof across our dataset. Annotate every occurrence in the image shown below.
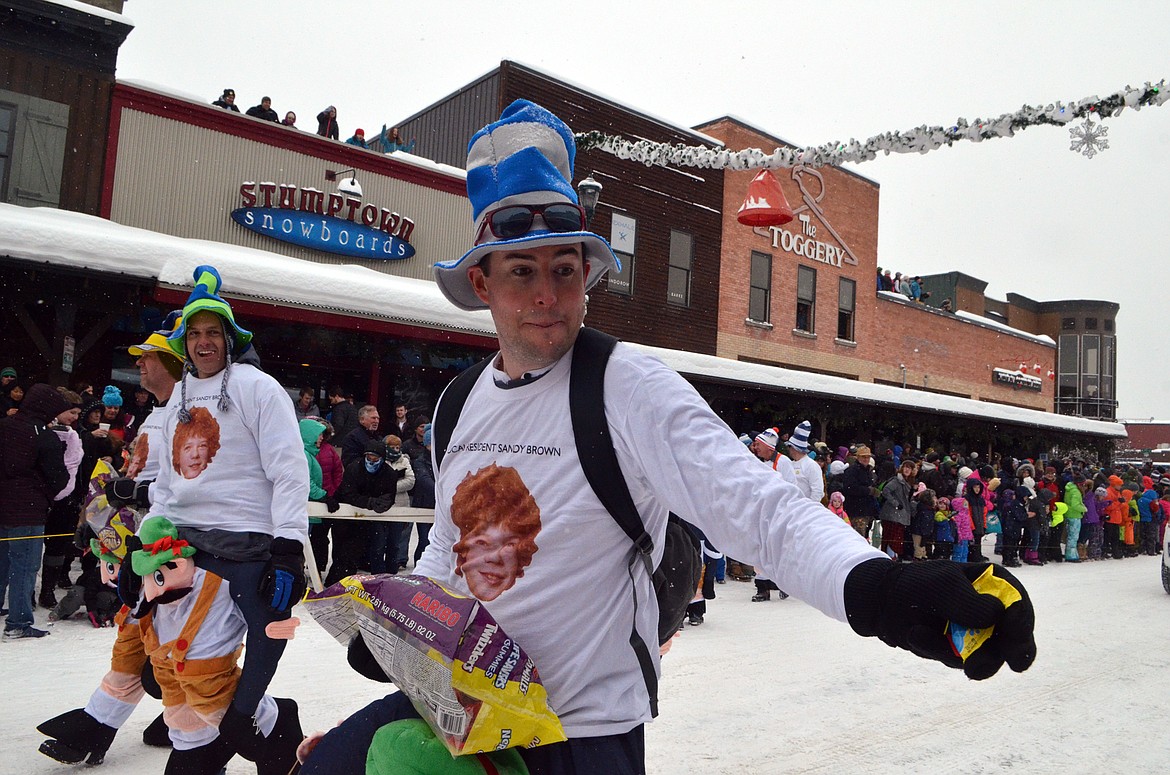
[638,343,1123,438]
[877,290,1054,346]
[0,204,495,338]
[0,204,1123,439]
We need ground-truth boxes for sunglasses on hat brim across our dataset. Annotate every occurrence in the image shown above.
[476,203,587,242]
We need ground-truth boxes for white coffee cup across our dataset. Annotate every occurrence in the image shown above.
[98,422,111,432]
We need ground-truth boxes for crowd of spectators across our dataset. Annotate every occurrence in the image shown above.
[209,88,416,155]
[717,421,1167,599]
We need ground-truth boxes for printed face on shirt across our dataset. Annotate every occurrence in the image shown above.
[172,407,221,479]
[451,464,541,603]
[126,432,150,479]
[468,243,588,379]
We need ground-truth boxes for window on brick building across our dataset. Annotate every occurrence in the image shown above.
[608,252,634,296]
[837,277,855,341]
[748,251,771,323]
[607,213,636,296]
[1104,318,1114,332]
[667,230,692,307]
[1085,317,1098,330]
[1061,317,1076,330]
[795,265,816,333]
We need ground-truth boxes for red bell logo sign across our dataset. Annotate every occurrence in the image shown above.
[737,170,794,227]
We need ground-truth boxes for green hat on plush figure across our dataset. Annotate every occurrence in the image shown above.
[366,719,528,775]
[130,517,197,577]
[167,265,252,358]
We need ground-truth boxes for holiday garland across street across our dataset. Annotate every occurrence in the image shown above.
[575,79,1167,169]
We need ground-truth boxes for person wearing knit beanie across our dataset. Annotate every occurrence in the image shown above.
[101,385,123,408]
[136,264,310,751]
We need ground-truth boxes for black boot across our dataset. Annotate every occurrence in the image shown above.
[37,708,117,765]
[255,698,303,775]
[751,588,770,602]
[142,711,172,748]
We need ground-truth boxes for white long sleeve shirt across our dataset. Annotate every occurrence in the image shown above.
[791,452,825,503]
[147,364,309,544]
[415,342,884,738]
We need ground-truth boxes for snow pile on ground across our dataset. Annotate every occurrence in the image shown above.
[4,545,1168,773]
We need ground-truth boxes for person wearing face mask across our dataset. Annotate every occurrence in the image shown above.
[381,434,416,574]
[327,440,401,586]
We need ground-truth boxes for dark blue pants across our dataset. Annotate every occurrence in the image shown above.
[194,555,288,715]
[301,691,645,775]
[0,525,43,631]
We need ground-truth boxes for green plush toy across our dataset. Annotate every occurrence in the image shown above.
[365,719,528,775]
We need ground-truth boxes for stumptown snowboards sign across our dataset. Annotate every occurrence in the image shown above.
[232,181,416,260]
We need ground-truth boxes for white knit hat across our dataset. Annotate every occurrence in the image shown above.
[754,428,780,450]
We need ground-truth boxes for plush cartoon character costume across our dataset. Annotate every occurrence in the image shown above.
[40,519,302,773]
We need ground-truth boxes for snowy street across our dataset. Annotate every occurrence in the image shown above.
[6,547,1168,774]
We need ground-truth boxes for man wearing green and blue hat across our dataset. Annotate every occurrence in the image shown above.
[125,265,309,761]
[306,100,1037,775]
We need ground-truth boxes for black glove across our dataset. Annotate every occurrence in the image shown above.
[37,708,118,766]
[346,631,393,683]
[326,496,340,514]
[259,537,307,612]
[369,494,394,514]
[104,477,138,508]
[843,558,1036,680]
[73,521,95,552]
[117,535,144,607]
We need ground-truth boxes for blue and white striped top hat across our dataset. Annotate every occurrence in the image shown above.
[786,420,813,453]
[433,99,620,311]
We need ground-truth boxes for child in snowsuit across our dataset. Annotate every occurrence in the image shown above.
[828,491,849,524]
[951,497,973,562]
[932,497,954,560]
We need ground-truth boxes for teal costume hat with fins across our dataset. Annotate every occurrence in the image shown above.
[168,265,252,357]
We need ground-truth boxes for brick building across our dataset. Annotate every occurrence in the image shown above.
[699,118,1056,414]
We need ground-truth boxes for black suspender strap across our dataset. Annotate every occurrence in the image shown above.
[569,328,660,718]
[433,329,662,717]
[433,353,494,474]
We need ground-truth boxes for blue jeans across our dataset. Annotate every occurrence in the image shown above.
[368,523,407,574]
[0,525,44,631]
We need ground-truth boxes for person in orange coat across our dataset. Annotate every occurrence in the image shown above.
[1103,476,1129,559]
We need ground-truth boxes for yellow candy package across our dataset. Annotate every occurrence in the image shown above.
[304,573,565,756]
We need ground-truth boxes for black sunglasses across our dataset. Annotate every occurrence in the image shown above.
[477,203,586,241]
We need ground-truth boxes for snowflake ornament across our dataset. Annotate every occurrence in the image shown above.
[1069,119,1109,158]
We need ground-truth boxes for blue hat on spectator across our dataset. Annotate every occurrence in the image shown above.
[433,99,619,311]
[422,423,432,448]
[102,385,123,408]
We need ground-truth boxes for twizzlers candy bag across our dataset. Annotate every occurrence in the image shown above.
[304,573,565,756]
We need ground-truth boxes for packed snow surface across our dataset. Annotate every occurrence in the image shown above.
[4,543,1168,773]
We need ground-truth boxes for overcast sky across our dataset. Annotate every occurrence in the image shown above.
[114,0,1170,421]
